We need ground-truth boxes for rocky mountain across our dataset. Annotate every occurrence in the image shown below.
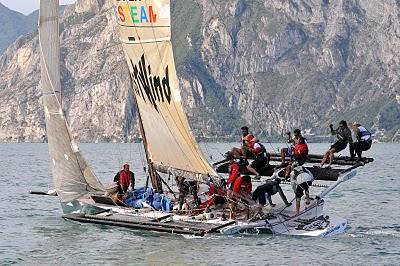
[0,3,38,53]
[0,0,399,143]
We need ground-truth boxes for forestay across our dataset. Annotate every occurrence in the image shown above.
[112,0,219,181]
[39,0,104,203]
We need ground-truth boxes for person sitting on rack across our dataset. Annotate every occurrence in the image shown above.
[246,139,270,179]
[229,126,256,160]
[279,129,299,166]
[252,178,291,212]
[113,163,135,194]
[283,134,309,180]
[175,176,200,211]
[290,165,314,215]
[351,122,372,161]
[226,153,240,189]
[317,120,353,168]
[229,175,252,219]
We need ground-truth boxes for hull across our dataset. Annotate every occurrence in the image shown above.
[221,214,347,237]
[61,196,347,238]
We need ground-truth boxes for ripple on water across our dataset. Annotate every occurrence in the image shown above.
[1,143,400,265]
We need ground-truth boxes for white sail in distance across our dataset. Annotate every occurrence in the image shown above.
[113,0,219,180]
[39,0,104,204]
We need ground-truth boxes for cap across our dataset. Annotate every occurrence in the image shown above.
[352,122,361,126]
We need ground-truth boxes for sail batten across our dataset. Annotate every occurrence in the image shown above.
[113,0,219,181]
[39,0,105,204]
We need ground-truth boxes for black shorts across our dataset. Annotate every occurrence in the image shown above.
[354,141,371,152]
[251,186,267,205]
[251,157,268,170]
[330,141,347,153]
[295,181,312,198]
[294,155,306,166]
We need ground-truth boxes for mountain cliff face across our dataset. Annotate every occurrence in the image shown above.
[0,4,39,53]
[0,0,399,142]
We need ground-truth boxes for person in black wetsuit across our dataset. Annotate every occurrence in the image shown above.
[252,178,291,212]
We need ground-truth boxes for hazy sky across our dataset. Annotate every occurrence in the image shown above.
[0,0,77,15]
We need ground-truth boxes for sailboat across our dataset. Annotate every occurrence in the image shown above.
[37,0,370,237]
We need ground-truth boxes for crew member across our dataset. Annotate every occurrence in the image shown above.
[351,122,372,161]
[230,126,256,159]
[114,163,135,194]
[226,153,240,189]
[230,175,252,218]
[252,178,291,212]
[175,176,200,211]
[318,120,353,168]
[290,165,314,215]
[284,131,309,180]
[280,129,298,165]
[246,139,269,179]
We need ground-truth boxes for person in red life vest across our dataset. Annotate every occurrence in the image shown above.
[230,175,253,219]
[279,129,304,167]
[293,135,309,165]
[284,131,309,180]
[246,139,270,179]
[230,126,256,159]
[226,153,240,189]
[114,163,135,194]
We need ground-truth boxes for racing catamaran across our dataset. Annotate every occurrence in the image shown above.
[37,0,371,237]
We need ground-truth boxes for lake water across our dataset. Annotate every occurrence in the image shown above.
[0,143,399,265]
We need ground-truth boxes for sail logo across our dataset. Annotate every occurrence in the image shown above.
[130,55,171,112]
[115,0,157,24]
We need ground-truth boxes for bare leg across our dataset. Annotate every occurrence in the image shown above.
[280,148,288,163]
[328,148,336,166]
[230,147,243,158]
[305,191,310,204]
[229,202,237,219]
[320,150,331,167]
[247,165,259,176]
[284,164,292,179]
[296,198,301,215]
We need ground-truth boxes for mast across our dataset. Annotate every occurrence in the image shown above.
[128,75,161,191]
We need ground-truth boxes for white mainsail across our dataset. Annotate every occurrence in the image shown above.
[113,0,218,180]
[39,0,104,203]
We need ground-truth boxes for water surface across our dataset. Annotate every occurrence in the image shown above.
[0,143,399,265]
